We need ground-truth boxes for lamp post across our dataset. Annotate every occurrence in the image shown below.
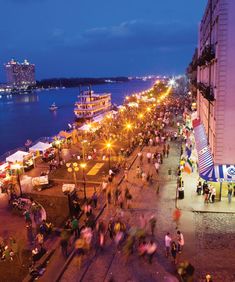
[80,163,87,200]
[106,142,112,170]
[11,163,23,197]
[66,162,79,188]
[81,140,88,161]
[125,122,133,148]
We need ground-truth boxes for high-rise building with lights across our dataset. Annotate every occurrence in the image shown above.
[4,59,36,88]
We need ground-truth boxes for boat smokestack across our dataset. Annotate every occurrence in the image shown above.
[89,85,92,101]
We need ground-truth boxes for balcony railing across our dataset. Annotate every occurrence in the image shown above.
[197,44,216,67]
[197,82,215,102]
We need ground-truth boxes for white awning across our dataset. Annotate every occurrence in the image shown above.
[29,142,52,153]
[6,151,29,163]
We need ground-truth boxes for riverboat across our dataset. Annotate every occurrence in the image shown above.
[74,88,111,121]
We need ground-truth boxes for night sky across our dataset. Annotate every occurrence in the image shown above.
[0,0,206,80]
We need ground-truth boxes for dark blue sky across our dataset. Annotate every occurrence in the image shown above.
[0,0,206,80]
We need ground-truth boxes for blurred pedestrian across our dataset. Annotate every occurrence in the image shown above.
[146,152,152,164]
[60,238,68,258]
[91,192,98,208]
[171,241,177,264]
[71,216,79,237]
[74,238,85,269]
[35,232,44,250]
[176,230,184,253]
[172,208,181,229]
[228,185,233,203]
[165,232,172,257]
[154,162,160,175]
[149,215,157,236]
[146,240,157,264]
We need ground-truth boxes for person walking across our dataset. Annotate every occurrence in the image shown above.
[35,232,44,251]
[23,210,32,224]
[165,232,172,257]
[149,215,157,236]
[167,144,170,157]
[176,230,184,253]
[228,185,233,203]
[204,185,210,204]
[171,241,178,264]
[146,152,152,164]
[74,238,85,269]
[172,208,181,229]
[60,238,68,258]
[146,240,157,264]
[71,216,79,237]
[154,162,160,175]
[211,186,216,203]
[108,218,115,240]
[91,192,98,208]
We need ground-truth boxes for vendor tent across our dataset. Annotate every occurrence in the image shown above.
[58,131,72,139]
[29,142,52,153]
[6,151,29,163]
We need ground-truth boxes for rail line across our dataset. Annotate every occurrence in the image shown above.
[55,146,142,282]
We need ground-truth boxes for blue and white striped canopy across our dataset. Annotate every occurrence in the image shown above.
[193,125,208,151]
[200,165,235,182]
[193,119,235,182]
[193,123,213,174]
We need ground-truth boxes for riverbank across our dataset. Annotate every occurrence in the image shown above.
[0,79,155,156]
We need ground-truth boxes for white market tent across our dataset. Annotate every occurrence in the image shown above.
[6,151,29,163]
[29,141,52,153]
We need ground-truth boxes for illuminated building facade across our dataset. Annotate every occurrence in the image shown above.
[197,0,235,165]
[5,59,36,88]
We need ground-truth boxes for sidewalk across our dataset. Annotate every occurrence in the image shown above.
[177,164,235,213]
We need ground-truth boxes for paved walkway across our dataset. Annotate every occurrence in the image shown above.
[61,140,182,282]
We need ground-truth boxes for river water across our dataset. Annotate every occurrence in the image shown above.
[0,79,154,155]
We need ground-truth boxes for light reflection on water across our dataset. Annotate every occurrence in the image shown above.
[0,79,154,155]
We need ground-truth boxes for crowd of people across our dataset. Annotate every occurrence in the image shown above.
[50,97,191,279]
[2,85,199,281]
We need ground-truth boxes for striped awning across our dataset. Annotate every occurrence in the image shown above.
[192,118,235,182]
[193,122,213,174]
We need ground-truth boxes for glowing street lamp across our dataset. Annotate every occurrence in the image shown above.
[138,113,144,120]
[80,162,87,199]
[126,123,132,131]
[66,162,79,188]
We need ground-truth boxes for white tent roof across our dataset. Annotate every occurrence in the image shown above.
[6,151,29,163]
[29,142,52,152]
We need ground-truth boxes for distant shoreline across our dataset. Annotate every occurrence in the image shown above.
[36,76,130,89]
[0,76,130,94]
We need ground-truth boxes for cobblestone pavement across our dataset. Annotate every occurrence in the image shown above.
[60,137,235,282]
[194,212,235,282]
[61,139,181,282]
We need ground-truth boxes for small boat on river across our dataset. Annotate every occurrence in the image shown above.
[49,103,58,111]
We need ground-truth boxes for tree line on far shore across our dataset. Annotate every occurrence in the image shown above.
[35,77,129,89]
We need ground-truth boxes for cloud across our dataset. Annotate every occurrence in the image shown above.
[50,19,197,53]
